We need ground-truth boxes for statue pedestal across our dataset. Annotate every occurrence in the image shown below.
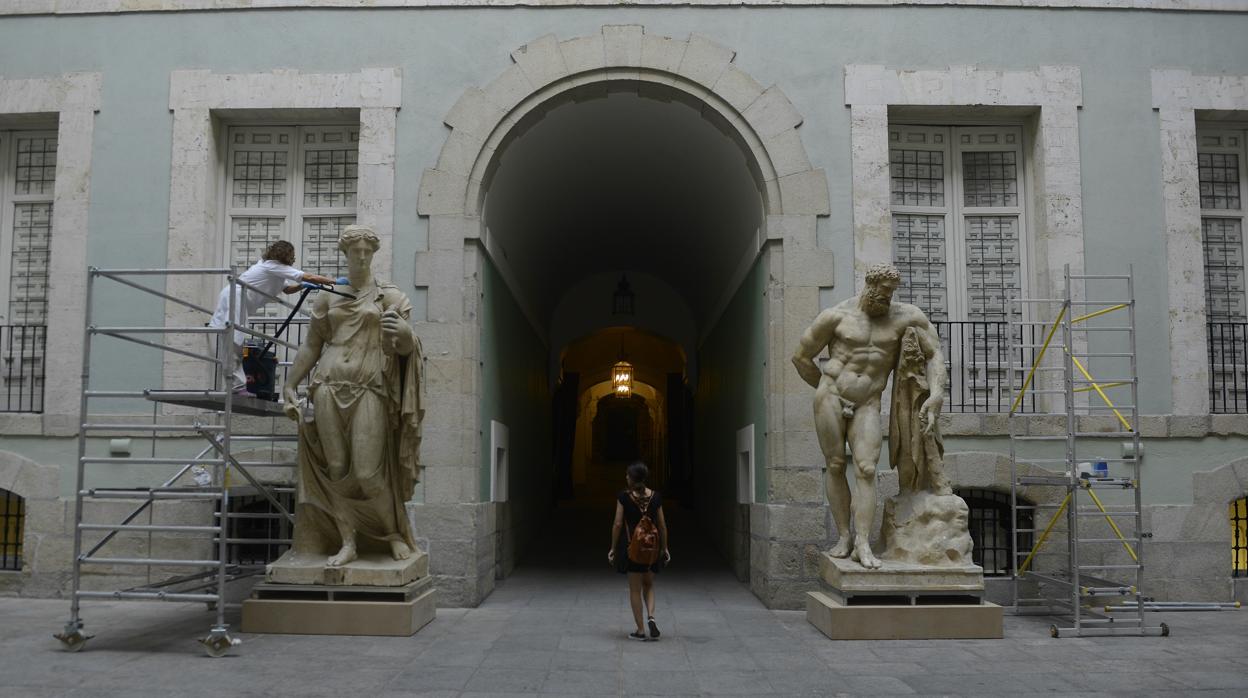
[264,549,429,586]
[242,551,435,636]
[806,553,1002,640]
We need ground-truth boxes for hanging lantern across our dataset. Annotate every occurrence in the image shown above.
[612,360,634,398]
[612,275,635,316]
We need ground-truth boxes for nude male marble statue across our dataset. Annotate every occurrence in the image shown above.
[791,263,946,569]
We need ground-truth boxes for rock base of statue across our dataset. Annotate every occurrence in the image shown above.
[879,491,975,566]
[806,553,1002,640]
[264,549,429,586]
[242,574,435,637]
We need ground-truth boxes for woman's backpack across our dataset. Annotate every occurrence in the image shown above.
[627,491,662,566]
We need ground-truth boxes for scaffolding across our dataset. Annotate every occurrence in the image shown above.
[54,268,305,657]
[1007,265,1167,638]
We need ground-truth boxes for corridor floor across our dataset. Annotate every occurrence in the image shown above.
[1,500,1246,696]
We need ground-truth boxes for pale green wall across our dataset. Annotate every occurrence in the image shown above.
[477,255,551,529]
[0,7,1247,504]
[695,254,768,555]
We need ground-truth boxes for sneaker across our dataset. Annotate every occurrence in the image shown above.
[628,631,648,641]
[647,616,661,640]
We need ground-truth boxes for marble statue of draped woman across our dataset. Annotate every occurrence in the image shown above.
[283,225,424,567]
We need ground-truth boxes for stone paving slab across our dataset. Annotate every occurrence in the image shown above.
[3,504,1247,696]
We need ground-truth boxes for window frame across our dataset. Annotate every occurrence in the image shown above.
[1197,126,1248,322]
[0,129,58,326]
[221,122,360,283]
[889,123,1030,323]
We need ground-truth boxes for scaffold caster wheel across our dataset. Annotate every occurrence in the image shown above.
[1160,622,1170,637]
[1049,625,1060,638]
[54,629,91,652]
[200,630,239,658]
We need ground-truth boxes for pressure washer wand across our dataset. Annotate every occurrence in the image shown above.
[260,280,356,354]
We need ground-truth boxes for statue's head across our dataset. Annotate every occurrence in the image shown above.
[339,225,381,254]
[339,225,381,272]
[862,262,902,317]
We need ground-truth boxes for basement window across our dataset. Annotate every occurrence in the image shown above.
[956,487,1032,577]
[1233,496,1247,578]
[0,488,24,571]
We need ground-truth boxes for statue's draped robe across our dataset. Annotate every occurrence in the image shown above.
[291,282,423,554]
[888,326,951,496]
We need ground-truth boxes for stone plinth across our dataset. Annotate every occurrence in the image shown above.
[806,591,1003,640]
[819,552,984,600]
[809,553,1001,640]
[266,550,428,586]
[242,576,435,637]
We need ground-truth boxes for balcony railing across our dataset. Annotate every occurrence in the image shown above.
[1209,321,1248,413]
[0,324,46,413]
[936,321,1038,414]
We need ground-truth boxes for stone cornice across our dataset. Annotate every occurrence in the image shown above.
[2,1,1244,17]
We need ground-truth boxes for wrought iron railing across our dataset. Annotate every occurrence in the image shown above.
[1209,321,1248,413]
[0,324,45,413]
[935,321,1037,414]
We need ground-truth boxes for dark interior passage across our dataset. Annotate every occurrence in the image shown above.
[478,83,769,584]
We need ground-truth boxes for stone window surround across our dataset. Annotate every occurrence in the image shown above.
[844,64,1085,305]
[4,1,1240,15]
[0,73,101,435]
[162,68,400,393]
[1152,70,1248,417]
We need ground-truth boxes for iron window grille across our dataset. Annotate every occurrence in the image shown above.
[225,491,294,566]
[1233,496,1247,578]
[955,487,1033,577]
[0,488,24,571]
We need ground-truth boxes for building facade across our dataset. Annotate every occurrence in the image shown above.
[1,1,1248,608]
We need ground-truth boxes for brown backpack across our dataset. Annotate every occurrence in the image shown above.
[627,491,661,566]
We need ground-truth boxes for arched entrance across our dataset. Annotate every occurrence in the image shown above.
[413,26,830,608]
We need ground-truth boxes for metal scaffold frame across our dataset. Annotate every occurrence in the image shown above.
[1007,265,1167,638]
[55,268,305,657]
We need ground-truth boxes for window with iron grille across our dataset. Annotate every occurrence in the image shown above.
[1233,496,1247,578]
[890,125,1028,411]
[225,492,294,566]
[225,125,358,317]
[1199,128,1248,412]
[0,131,54,413]
[1,488,25,571]
[955,487,1032,577]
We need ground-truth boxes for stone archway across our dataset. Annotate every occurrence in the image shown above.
[417,25,828,221]
[410,26,835,609]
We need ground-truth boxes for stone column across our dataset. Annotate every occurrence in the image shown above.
[408,214,497,607]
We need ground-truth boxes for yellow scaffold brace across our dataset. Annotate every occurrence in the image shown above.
[1011,301,1139,573]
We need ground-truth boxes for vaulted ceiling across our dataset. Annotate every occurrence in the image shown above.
[484,85,765,332]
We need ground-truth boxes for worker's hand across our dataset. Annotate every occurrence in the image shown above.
[607,549,615,565]
[381,309,414,356]
[282,386,300,421]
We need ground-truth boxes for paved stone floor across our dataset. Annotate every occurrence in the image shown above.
[2,501,1247,696]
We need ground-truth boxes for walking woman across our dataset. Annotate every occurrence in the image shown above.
[608,461,671,641]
